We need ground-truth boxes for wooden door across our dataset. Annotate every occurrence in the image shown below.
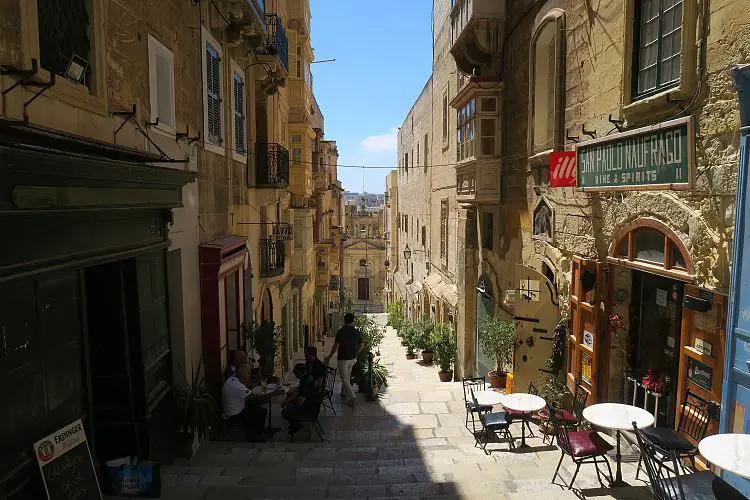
[568,258,605,403]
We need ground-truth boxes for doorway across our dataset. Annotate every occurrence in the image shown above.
[630,271,684,427]
[476,275,494,378]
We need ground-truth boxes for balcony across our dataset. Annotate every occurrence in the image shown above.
[255,14,289,73]
[313,172,327,193]
[255,143,289,188]
[456,159,501,206]
[260,238,285,277]
[450,0,505,76]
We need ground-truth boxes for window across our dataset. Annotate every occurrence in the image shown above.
[147,35,175,133]
[232,68,246,155]
[633,0,683,99]
[416,142,420,169]
[457,98,475,161]
[442,91,449,141]
[422,226,426,247]
[440,199,448,261]
[481,213,494,250]
[358,278,370,301]
[405,215,409,234]
[424,133,429,172]
[480,118,497,156]
[405,152,409,174]
[203,30,223,148]
[609,219,693,276]
[531,20,559,153]
[37,0,92,88]
[292,148,301,165]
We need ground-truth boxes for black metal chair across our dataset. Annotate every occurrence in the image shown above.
[636,389,713,479]
[550,407,614,490]
[462,377,493,439]
[299,395,326,441]
[633,422,746,500]
[529,382,554,444]
[320,366,337,415]
[471,389,514,454]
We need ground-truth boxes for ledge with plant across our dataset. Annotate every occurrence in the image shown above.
[478,315,516,389]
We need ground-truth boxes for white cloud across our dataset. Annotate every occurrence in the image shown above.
[360,127,398,153]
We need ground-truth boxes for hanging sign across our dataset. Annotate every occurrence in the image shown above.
[576,116,693,191]
[33,419,102,500]
[550,152,577,187]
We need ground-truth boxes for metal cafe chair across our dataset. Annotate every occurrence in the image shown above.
[635,389,713,479]
[633,422,746,500]
[550,407,614,490]
[462,376,492,441]
[471,389,515,454]
[320,366,337,415]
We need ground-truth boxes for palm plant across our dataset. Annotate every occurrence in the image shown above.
[174,359,220,457]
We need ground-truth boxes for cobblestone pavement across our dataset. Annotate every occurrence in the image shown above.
[127,314,653,499]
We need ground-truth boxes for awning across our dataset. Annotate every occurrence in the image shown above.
[423,272,459,308]
[407,280,423,295]
[394,271,408,294]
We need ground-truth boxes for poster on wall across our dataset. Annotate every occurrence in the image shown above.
[583,330,594,350]
[581,352,592,384]
[33,419,102,500]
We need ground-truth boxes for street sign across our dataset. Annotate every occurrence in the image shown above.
[550,152,577,187]
[576,116,693,191]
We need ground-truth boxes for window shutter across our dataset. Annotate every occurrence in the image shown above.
[155,51,174,128]
[288,29,298,79]
[206,45,222,144]
[233,73,245,153]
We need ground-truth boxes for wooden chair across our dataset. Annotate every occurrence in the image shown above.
[633,422,746,500]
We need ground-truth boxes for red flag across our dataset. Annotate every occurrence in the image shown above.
[550,152,577,187]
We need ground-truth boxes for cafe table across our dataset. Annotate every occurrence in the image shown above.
[251,383,287,433]
[699,433,750,480]
[583,402,654,487]
[474,389,504,407]
[500,393,546,449]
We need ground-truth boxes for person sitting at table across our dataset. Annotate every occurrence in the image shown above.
[224,350,248,380]
[305,346,327,390]
[281,363,321,436]
[222,370,269,442]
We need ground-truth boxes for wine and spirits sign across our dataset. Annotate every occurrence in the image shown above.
[576,117,694,191]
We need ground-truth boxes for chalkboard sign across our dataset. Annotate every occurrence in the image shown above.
[33,419,102,500]
[687,357,713,391]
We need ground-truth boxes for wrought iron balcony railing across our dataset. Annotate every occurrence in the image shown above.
[256,14,288,71]
[260,238,285,277]
[255,143,289,188]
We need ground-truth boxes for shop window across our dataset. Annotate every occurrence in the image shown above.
[634,228,665,263]
[633,0,683,100]
[609,219,693,277]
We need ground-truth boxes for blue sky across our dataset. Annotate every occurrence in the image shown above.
[310,0,433,193]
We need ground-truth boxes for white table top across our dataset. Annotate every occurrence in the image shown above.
[699,433,750,480]
[474,390,504,406]
[583,403,655,431]
[250,384,285,397]
[500,393,546,413]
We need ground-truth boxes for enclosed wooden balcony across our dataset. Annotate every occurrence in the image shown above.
[450,0,505,76]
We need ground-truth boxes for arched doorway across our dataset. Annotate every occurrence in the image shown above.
[476,274,495,378]
[261,289,273,323]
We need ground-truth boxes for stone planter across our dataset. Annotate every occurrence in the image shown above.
[421,351,434,364]
[487,370,507,389]
[406,352,417,359]
[438,370,453,382]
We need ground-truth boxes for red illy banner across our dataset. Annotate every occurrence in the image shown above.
[550,151,577,187]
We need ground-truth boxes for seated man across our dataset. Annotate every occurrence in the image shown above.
[305,346,327,391]
[281,363,322,436]
[222,372,268,442]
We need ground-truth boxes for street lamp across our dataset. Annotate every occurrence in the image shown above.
[403,244,412,261]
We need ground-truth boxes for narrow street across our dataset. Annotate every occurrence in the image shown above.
[145,314,651,500]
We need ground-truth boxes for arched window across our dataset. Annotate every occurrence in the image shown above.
[608,218,693,278]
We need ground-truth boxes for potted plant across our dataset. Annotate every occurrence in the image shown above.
[245,320,281,381]
[174,359,221,459]
[362,358,390,401]
[478,315,516,388]
[353,315,385,388]
[401,320,418,359]
[432,322,457,382]
[415,318,436,364]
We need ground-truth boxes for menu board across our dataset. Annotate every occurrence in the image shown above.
[687,357,713,391]
[33,419,102,500]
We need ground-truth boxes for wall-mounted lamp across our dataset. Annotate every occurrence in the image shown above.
[65,54,88,84]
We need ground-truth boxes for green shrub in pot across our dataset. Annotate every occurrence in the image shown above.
[432,322,457,382]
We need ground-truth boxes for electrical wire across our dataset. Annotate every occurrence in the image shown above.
[209,0,232,26]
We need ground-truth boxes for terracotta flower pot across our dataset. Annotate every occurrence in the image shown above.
[438,370,453,382]
[421,351,434,364]
[406,352,417,359]
[487,370,507,389]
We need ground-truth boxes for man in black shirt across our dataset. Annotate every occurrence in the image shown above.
[305,345,327,390]
[325,313,364,407]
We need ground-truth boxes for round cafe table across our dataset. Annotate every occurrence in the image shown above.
[699,433,750,480]
[500,393,546,449]
[474,389,504,407]
[250,384,287,433]
[583,403,654,487]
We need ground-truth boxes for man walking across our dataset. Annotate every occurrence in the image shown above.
[325,313,363,407]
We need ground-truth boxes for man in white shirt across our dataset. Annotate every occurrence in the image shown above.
[222,375,268,442]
